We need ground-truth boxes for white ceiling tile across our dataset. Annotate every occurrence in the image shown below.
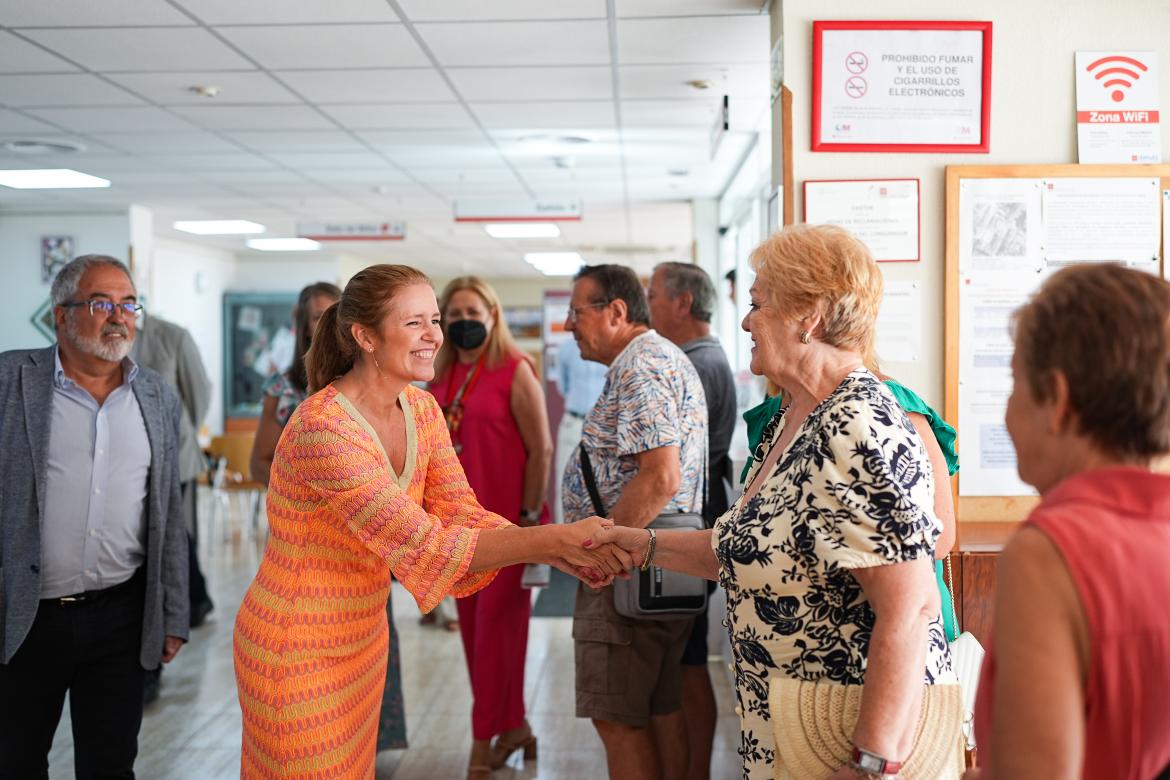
[398,0,606,21]
[175,0,399,24]
[618,16,769,64]
[223,131,367,153]
[275,68,456,103]
[408,167,518,184]
[266,151,390,169]
[0,109,59,133]
[195,170,306,184]
[19,28,254,72]
[321,103,475,130]
[620,63,768,99]
[25,107,197,132]
[393,146,509,170]
[217,25,428,69]
[0,74,144,107]
[138,153,278,170]
[356,130,490,151]
[0,0,194,27]
[448,66,613,101]
[302,168,412,184]
[417,21,610,66]
[91,131,243,154]
[0,31,80,73]
[432,181,529,198]
[105,71,300,105]
[616,0,765,17]
[0,134,125,157]
[621,99,720,128]
[17,155,160,174]
[229,182,334,198]
[472,101,615,130]
[169,105,336,130]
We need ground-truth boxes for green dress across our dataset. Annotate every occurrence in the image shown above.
[739,380,960,641]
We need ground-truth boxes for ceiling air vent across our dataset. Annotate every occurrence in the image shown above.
[3,139,87,155]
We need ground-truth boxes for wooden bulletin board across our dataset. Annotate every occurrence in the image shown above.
[945,163,1170,527]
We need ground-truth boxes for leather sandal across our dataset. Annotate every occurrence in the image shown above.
[489,729,537,770]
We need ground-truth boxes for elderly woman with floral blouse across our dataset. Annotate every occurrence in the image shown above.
[590,224,952,779]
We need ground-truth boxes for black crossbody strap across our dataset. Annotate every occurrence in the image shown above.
[578,448,607,517]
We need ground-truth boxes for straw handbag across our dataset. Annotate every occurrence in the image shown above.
[768,677,965,780]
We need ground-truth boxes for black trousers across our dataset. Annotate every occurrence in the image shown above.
[0,571,146,780]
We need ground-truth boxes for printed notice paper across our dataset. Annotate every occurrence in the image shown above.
[1075,51,1161,164]
[804,179,919,262]
[874,280,921,364]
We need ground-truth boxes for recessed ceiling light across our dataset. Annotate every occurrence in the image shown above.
[525,251,584,276]
[246,238,320,252]
[486,223,561,239]
[174,219,265,235]
[2,139,86,155]
[0,168,109,189]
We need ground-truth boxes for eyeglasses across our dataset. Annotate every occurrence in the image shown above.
[61,300,144,318]
[566,300,610,323]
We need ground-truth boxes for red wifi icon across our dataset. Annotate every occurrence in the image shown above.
[1085,54,1149,103]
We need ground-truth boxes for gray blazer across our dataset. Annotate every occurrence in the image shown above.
[133,316,212,484]
[0,346,190,669]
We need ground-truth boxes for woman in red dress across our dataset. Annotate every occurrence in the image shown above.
[430,277,553,779]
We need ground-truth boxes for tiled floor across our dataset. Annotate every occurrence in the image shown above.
[44,494,744,779]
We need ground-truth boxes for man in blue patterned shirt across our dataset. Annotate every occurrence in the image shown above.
[562,264,708,780]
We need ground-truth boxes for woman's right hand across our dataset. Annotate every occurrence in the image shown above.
[581,523,650,562]
[558,517,639,576]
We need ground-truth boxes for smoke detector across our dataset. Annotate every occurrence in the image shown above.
[2,139,86,155]
[189,85,221,98]
[687,79,713,90]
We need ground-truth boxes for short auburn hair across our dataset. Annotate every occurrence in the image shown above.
[750,223,882,353]
[1012,263,1170,458]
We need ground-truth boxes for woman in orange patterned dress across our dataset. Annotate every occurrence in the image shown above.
[233,264,628,779]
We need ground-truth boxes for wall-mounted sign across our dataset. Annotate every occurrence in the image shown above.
[812,20,992,153]
[1075,51,1161,164]
[803,178,920,262]
[455,199,582,222]
[296,221,405,240]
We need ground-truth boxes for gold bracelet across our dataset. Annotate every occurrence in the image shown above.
[639,528,657,571]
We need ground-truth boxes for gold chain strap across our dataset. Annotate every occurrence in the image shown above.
[945,554,960,634]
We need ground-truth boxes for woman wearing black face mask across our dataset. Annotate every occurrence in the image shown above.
[430,276,553,779]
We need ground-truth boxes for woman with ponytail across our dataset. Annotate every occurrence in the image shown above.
[233,264,630,779]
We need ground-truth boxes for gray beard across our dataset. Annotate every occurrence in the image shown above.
[64,313,134,363]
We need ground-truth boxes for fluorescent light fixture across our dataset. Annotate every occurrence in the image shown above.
[246,237,320,252]
[484,223,561,239]
[524,251,584,276]
[174,219,265,235]
[0,168,109,189]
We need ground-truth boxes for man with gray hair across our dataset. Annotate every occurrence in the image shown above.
[0,255,189,778]
[647,261,736,780]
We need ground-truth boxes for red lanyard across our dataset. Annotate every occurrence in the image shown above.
[442,356,484,454]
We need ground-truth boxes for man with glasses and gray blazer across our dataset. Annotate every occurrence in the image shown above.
[0,255,189,779]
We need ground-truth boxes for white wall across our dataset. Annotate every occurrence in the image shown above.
[233,256,342,292]
[0,211,130,351]
[149,238,236,437]
[781,0,1170,409]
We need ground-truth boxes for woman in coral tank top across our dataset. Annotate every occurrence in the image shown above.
[430,277,552,779]
[964,264,1170,780]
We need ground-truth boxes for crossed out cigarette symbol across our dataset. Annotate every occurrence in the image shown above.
[845,51,868,73]
[845,76,867,99]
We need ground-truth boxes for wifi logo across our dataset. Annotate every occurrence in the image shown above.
[1085,54,1149,103]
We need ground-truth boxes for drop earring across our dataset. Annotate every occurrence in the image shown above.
[799,330,811,344]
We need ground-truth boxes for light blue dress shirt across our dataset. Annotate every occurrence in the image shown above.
[555,338,608,417]
[40,347,152,599]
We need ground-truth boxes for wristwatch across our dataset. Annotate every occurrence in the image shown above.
[850,747,902,778]
[519,508,541,526]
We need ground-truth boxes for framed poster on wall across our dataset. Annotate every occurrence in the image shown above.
[812,20,992,153]
[803,178,920,262]
[222,292,297,418]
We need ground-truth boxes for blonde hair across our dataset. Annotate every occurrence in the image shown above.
[750,223,882,355]
[433,276,520,378]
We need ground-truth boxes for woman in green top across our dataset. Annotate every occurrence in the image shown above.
[741,372,960,641]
